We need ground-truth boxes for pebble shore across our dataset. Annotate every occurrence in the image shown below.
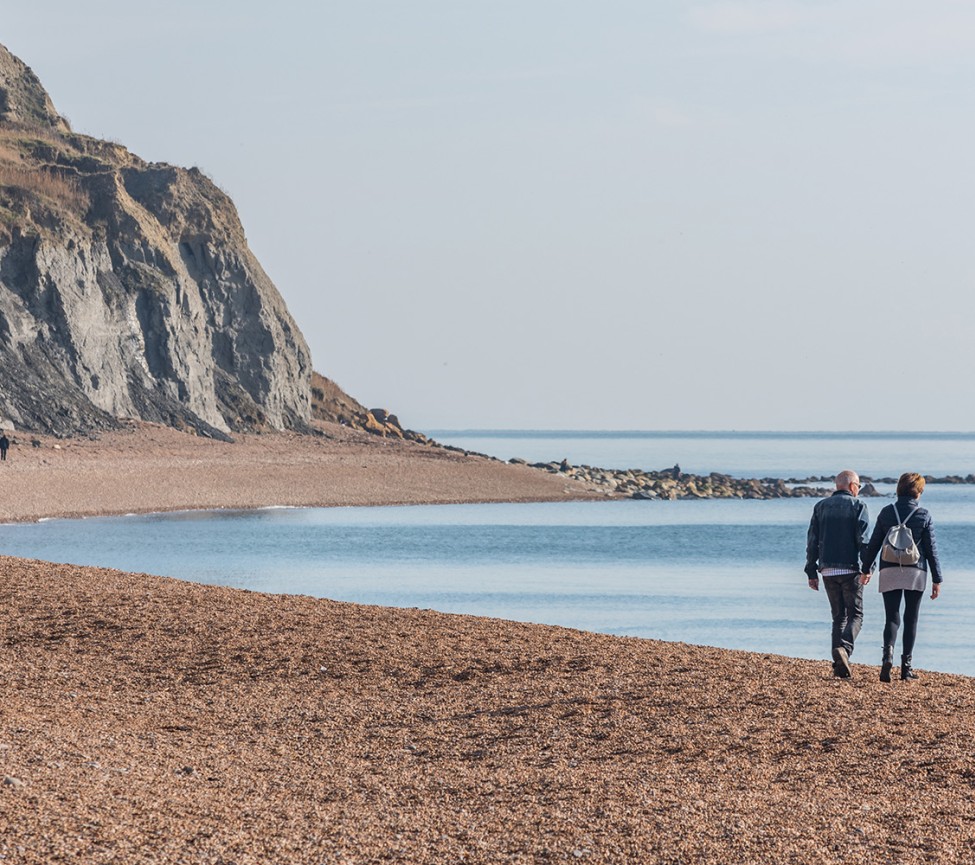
[0,422,602,523]
[2,556,974,863]
[2,423,974,862]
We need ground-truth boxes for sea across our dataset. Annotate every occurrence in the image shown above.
[1,431,974,676]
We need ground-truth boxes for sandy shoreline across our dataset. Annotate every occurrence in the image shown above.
[3,425,975,862]
[0,422,602,523]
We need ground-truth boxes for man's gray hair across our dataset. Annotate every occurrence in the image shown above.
[835,469,859,490]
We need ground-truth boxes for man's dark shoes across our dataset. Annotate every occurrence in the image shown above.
[832,646,852,678]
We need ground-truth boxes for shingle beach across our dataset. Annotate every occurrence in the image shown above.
[0,422,599,524]
[1,426,974,863]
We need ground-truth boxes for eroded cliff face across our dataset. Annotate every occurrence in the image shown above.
[0,43,312,437]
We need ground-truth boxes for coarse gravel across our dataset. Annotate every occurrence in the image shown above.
[0,422,600,524]
[2,556,974,864]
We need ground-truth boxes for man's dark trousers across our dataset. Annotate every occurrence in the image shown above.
[822,573,863,656]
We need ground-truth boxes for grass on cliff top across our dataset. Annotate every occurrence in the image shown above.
[0,163,88,214]
[0,125,73,160]
[0,125,90,218]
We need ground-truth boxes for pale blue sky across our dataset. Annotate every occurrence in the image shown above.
[3,2,974,430]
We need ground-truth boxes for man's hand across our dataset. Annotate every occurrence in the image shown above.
[859,572,871,585]
[931,583,941,600]
[808,577,819,591]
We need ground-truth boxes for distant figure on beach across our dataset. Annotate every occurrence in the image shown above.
[0,433,8,461]
[804,469,871,678]
[860,472,943,682]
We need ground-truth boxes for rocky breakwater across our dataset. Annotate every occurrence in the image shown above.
[516,460,878,500]
[0,43,311,438]
[791,474,975,486]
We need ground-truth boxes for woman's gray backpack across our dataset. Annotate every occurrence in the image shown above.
[880,503,922,565]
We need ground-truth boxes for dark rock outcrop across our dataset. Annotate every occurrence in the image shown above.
[309,372,429,443]
[0,43,312,438]
[525,461,847,500]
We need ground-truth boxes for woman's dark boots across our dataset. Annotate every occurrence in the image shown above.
[880,646,894,682]
[901,654,919,681]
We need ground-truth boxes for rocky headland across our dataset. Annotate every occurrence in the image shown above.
[0,43,316,439]
[0,43,472,458]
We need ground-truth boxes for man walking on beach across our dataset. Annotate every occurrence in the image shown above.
[804,470,871,678]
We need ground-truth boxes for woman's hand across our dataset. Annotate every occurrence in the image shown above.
[859,573,871,586]
[931,583,941,600]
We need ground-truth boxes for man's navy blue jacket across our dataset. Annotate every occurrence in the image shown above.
[804,490,871,579]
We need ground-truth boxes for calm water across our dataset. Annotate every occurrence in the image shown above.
[2,431,974,675]
[428,429,975,479]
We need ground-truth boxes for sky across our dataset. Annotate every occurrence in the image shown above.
[2,1,974,431]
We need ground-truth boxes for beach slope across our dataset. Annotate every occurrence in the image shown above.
[1,556,973,864]
[0,423,599,522]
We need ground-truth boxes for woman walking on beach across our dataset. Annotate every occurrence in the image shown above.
[860,472,943,682]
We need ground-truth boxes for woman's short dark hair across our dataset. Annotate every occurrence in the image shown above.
[897,472,926,498]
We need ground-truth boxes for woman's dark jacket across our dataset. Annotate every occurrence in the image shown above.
[861,497,943,583]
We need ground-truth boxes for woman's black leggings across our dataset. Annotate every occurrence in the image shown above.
[883,589,924,656]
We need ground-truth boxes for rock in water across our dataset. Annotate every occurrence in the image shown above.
[0,43,312,438]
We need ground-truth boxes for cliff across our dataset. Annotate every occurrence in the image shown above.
[0,43,313,438]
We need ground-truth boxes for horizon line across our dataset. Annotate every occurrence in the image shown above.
[422,428,975,436]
